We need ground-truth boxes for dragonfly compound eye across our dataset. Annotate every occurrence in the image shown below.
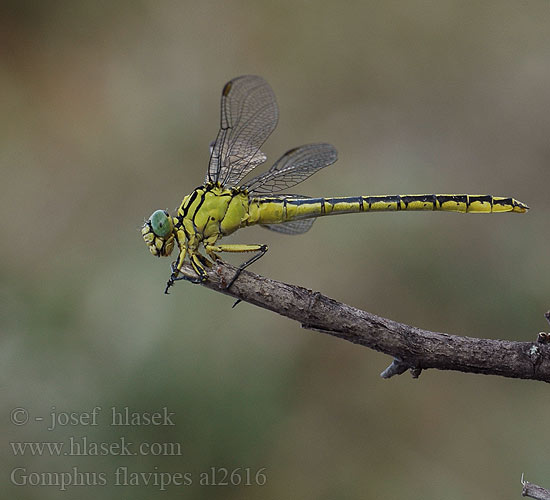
[142,210,175,258]
[150,210,173,238]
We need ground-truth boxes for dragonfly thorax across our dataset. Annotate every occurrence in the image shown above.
[177,184,250,245]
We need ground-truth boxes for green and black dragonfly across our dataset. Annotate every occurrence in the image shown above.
[141,75,528,293]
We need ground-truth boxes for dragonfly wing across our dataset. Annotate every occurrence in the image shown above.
[244,143,338,195]
[261,219,315,235]
[206,75,279,187]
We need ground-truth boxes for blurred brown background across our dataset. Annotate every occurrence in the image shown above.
[2,1,549,499]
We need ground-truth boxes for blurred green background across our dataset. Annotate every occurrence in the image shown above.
[2,1,549,498]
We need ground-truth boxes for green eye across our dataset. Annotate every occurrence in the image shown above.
[150,210,173,238]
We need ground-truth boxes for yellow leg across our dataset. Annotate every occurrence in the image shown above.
[205,243,267,255]
[189,252,209,280]
[166,233,210,292]
[165,245,189,294]
[205,243,268,289]
[175,245,187,273]
[166,242,268,293]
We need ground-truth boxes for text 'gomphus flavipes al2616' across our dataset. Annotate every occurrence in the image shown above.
[141,75,528,294]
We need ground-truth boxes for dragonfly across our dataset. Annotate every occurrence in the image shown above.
[141,75,529,294]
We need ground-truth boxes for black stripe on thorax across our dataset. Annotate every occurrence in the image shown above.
[181,189,199,218]
[185,183,218,221]
[191,189,208,224]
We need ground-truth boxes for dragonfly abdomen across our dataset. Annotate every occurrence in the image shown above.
[361,194,528,214]
[250,194,528,225]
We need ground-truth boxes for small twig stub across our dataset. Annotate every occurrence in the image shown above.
[522,475,550,500]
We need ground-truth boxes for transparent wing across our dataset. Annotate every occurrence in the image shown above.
[244,143,338,195]
[206,75,279,187]
[261,219,315,235]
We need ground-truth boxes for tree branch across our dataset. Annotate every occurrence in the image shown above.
[170,261,550,383]
[522,475,550,500]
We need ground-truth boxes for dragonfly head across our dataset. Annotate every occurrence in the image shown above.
[141,210,175,257]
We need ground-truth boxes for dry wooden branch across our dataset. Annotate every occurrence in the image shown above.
[522,475,550,500]
[170,261,550,383]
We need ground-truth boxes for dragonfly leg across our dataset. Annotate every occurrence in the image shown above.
[165,248,185,294]
[205,243,268,289]
[196,252,213,268]
[165,255,208,292]
[165,245,215,294]
[189,253,209,281]
[164,245,205,293]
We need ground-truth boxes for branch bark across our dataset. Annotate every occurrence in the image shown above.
[522,475,550,500]
[170,261,550,383]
